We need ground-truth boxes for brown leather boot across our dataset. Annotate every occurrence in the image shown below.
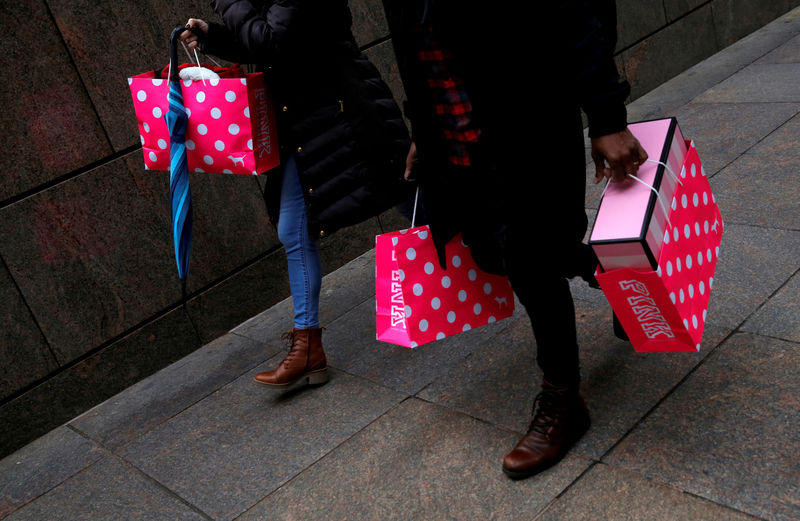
[254,327,328,387]
[502,379,590,479]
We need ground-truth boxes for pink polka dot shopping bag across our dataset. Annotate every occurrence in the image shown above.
[591,118,724,352]
[128,63,279,175]
[376,225,515,348]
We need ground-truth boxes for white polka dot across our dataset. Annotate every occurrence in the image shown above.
[669,292,676,304]
[424,262,434,275]
[707,249,712,262]
[691,164,697,177]
[406,248,416,261]
[405,305,412,318]
[183,79,192,88]
[418,230,429,240]
[223,169,233,174]
[666,261,673,276]
[679,289,685,303]
[442,276,451,288]
[196,91,206,103]
[431,297,441,310]
[704,220,709,234]
[225,91,237,102]
[240,78,247,85]
[151,79,163,86]
[136,90,147,101]
[695,223,701,236]
[452,255,461,268]
[703,192,709,205]
[712,193,717,203]
[696,344,702,352]
[211,107,222,119]
[157,139,167,150]
[436,332,445,340]
[229,123,240,135]
[703,310,708,322]
[399,269,405,282]
[674,228,680,241]
[247,139,253,150]
[709,277,714,289]
[215,140,225,151]
[210,78,220,87]
[488,316,496,323]
[468,269,477,281]
[688,284,694,298]
[462,324,471,332]
[684,224,691,239]
[701,165,706,177]
[186,140,195,150]
[458,290,467,302]
[697,251,704,266]
[128,78,133,85]
[197,124,208,135]
[676,257,682,272]
[681,194,688,208]
[692,315,698,328]
[680,166,687,179]
[185,107,191,118]
[411,341,418,348]
[715,246,720,257]
[686,254,692,269]
[483,283,492,294]
[152,107,162,118]
[419,319,429,332]
[412,283,423,296]
[656,266,663,277]
[447,311,456,323]
[664,231,670,244]
[683,319,690,329]
[148,151,157,162]
[671,197,678,211]
[244,107,250,118]
[142,122,150,133]
[693,193,699,207]
[473,303,482,315]
[140,135,145,145]
[194,168,204,173]
[203,155,214,165]
[391,237,398,246]
[699,281,705,295]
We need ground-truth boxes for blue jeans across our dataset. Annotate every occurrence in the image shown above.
[277,155,321,329]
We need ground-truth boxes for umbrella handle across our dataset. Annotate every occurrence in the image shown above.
[169,25,205,80]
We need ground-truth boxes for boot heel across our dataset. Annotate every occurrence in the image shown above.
[307,369,328,385]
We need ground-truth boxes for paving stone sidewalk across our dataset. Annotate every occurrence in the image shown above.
[2,8,799,521]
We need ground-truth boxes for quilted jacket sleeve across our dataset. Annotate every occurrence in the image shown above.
[205,0,325,64]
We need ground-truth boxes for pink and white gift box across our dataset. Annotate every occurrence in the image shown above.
[376,225,514,348]
[590,118,689,271]
[128,66,279,175]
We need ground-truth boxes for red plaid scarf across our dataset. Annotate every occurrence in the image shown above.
[413,26,481,166]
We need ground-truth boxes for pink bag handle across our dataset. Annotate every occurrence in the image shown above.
[600,158,682,229]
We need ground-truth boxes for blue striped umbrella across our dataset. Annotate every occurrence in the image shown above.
[166,26,192,280]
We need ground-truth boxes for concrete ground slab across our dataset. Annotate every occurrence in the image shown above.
[70,332,273,451]
[605,333,800,521]
[234,398,591,521]
[694,63,800,103]
[4,456,207,521]
[117,365,405,521]
[537,463,761,521]
[0,427,103,518]
[742,272,800,343]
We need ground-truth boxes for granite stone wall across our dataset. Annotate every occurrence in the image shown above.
[0,0,793,457]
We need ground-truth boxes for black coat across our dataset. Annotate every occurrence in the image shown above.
[381,0,632,272]
[203,0,412,239]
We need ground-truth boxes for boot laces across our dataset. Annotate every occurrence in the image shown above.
[280,330,298,368]
[528,389,570,437]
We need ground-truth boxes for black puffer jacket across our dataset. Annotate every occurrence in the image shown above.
[202,0,412,238]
